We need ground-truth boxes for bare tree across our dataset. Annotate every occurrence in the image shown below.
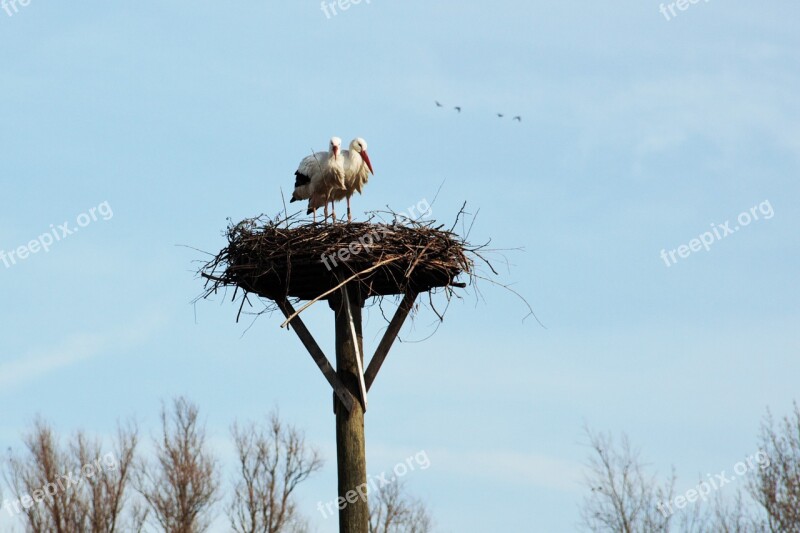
[579,426,790,533]
[134,397,220,533]
[6,418,84,533]
[227,412,323,533]
[368,480,432,533]
[4,418,139,533]
[703,489,767,533]
[749,402,800,532]
[72,422,142,533]
[581,428,721,533]
[580,428,682,533]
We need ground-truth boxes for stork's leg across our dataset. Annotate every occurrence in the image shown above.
[324,202,329,223]
[312,209,317,223]
[347,196,352,223]
[327,193,336,223]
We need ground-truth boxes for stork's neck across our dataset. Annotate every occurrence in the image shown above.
[343,150,361,174]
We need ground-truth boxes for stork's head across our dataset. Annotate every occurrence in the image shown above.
[329,136,342,158]
[350,137,374,175]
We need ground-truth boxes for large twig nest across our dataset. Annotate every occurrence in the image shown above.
[201,214,475,302]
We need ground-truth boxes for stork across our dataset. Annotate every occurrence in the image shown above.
[330,137,374,223]
[290,137,346,222]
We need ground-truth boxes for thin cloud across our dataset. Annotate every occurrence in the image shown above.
[368,443,582,492]
[434,448,583,492]
[0,312,168,391]
[0,334,106,389]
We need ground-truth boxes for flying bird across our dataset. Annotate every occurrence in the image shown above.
[497,113,504,118]
[454,106,461,113]
[290,137,345,223]
[330,137,374,223]
[513,116,522,122]
[435,101,443,107]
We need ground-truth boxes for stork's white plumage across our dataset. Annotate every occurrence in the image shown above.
[330,137,374,222]
[290,137,346,222]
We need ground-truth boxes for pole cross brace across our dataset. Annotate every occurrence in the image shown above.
[276,298,356,414]
[364,289,419,391]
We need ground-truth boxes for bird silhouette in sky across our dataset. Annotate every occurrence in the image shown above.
[433,100,522,122]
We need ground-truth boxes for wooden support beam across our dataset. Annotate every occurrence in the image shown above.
[276,298,355,414]
[364,290,418,391]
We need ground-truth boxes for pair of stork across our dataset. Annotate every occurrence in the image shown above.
[290,137,374,223]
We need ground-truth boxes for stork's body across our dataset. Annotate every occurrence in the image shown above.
[290,137,345,222]
[330,138,374,222]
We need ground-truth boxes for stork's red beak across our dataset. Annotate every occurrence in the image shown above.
[333,146,339,158]
[361,150,374,175]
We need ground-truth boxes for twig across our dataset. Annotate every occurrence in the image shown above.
[280,186,289,229]
[471,273,546,329]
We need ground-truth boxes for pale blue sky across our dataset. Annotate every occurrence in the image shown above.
[1,1,798,531]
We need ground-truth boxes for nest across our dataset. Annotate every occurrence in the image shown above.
[200,213,475,304]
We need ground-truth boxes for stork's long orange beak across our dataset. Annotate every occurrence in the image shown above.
[361,150,374,175]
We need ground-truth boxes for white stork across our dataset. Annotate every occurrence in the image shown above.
[330,137,374,222]
[290,137,346,222]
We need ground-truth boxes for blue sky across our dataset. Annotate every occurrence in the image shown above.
[1,1,798,531]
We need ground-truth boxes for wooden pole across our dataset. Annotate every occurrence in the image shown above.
[330,285,369,533]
